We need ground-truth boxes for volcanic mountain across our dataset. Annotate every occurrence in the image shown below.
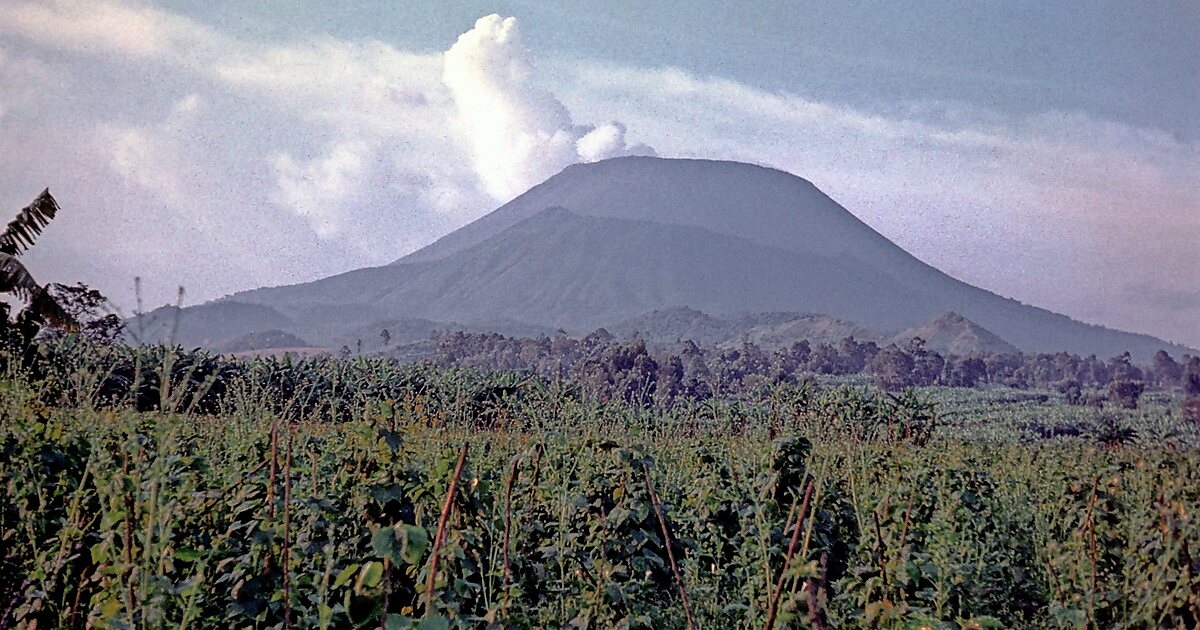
[141,156,1190,361]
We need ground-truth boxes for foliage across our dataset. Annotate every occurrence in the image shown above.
[420,330,1193,405]
[1,338,1198,628]
[0,189,78,332]
[1107,380,1145,410]
[45,282,125,343]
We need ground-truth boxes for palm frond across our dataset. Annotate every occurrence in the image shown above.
[0,252,41,302]
[1,188,60,256]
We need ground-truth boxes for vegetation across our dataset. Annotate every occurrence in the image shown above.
[421,329,1198,409]
[0,187,1196,628]
[2,330,1199,629]
[0,189,78,334]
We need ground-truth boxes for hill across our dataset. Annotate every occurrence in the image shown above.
[611,307,883,349]
[893,311,1020,356]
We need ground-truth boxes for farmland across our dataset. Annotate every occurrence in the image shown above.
[2,342,1199,629]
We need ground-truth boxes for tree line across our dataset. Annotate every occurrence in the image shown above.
[424,329,1200,411]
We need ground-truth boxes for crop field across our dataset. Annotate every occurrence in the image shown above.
[2,344,1199,629]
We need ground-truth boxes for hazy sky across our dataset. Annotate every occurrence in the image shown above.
[1,1,1197,346]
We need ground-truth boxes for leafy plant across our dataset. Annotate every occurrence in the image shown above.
[0,189,77,333]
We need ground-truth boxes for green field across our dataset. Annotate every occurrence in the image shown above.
[2,345,1198,629]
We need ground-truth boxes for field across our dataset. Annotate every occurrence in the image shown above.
[2,344,1199,629]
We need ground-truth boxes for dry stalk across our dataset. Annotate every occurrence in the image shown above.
[503,457,520,584]
[764,480,814,630]
[283,428,293,629]
[641,462,696,630]
[425,443,470,614]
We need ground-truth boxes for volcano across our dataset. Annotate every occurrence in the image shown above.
[140,156,1190,361]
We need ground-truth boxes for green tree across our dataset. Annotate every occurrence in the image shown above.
[1108,379,1145,409]
[870,344,914,391]
[1150,350,1182,387]
[1183,356,1200,395]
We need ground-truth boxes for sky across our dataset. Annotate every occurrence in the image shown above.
[0,1,1197,347]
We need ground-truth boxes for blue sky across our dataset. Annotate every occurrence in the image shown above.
[1,1,1197,346]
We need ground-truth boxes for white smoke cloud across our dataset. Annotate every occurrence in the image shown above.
[443,15,652,199]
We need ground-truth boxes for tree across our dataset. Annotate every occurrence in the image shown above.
[870,344,914,391]
[788,339,812,366]
[573,340,658,407]
[806,342,843,375]
[678,340,713,400]
[1150,350,1182,387]
[0,189,77,334]
[1184,356,1200,396]
[906,337,945,387]
[1107,352,1143,382]
[1108,379,1145,410]
[655,354,685,408]
[943,356,986,388]
[45,282,124,342]
[1057,379,1084,405]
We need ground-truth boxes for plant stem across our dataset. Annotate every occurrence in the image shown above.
[425,442,469,615]
[765,480,814,630]
[642,462,696,630]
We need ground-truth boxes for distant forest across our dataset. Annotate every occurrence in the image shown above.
[419,329,1200,410]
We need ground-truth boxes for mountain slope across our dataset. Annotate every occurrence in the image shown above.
[231,207,930,331]
[188,156,1186,360]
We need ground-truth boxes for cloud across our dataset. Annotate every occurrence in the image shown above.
[443,15,652,199]
[0,0,229,66]
[97,93,207,206]
[212,38,447,137]
[225,14,654,242]
[576,122,656,162]
[1125,283,1200,312]
[271,141,372,239]
[0,46,56,116]
[4,7,656,242]
[1,3,1195,347]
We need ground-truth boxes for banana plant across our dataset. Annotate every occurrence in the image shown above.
[0,188,78,332]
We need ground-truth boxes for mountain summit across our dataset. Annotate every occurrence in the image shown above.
[150,156,1187,360]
